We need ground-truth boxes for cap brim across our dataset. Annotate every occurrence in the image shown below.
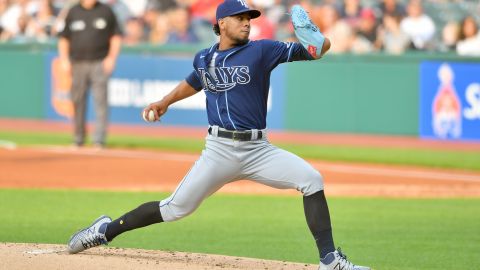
[230,9,261,19]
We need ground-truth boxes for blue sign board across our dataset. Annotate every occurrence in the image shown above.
[419,61,480,141]
[46,53,285,130]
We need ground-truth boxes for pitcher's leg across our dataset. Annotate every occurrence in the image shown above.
[104,140,240,242]
[244,143,323,195]
[304,190,335,258]
[106,201,163,241]
[160,138,243,221]
[90,61,109,146]
[160,148,240,222]
[244,142,333,258]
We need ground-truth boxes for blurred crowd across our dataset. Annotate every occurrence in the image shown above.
[1,0,480,55]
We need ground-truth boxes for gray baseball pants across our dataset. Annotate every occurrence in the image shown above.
[160,127,324,222]
[71,60,109,146]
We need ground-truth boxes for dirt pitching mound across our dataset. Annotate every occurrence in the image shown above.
[1,243,317,270]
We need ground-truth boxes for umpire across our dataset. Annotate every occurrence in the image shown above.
[58,0,122,148]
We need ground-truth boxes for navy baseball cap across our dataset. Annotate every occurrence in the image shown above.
[216,0,261,21]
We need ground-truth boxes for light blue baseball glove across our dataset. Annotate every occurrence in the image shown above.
[291,5,325,58]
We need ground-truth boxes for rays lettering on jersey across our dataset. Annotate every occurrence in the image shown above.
[198,66,251,93]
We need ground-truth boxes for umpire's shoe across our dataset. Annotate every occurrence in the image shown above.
[319,248,370,270]
[67,215,112,254]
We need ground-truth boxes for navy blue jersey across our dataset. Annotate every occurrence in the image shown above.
[186,40,314,130]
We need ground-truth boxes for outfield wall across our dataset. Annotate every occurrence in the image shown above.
[0,44,479,140]
[286,55,419,135]
[0,50,45,119]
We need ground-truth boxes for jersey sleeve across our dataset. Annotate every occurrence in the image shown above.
[107,6,122,36]
[58,8,72,38]
[185,70,203,91]
[260,40,314,70]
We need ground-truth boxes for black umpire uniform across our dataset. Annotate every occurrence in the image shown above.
[58,0,122,148]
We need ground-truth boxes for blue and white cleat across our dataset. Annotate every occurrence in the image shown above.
[319,248,371,270]
[67,215,111,254]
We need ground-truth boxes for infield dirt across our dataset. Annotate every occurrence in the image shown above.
[0,243,317,270]
[1,146,479,197]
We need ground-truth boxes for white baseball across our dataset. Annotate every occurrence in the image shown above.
[143,110,156,122]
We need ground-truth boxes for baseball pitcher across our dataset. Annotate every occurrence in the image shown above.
[67,1,370,270]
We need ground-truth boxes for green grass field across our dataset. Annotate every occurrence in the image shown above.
[1,189,479,270]
[1,130,479,171]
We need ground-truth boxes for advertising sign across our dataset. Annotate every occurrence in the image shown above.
[420,62,480,141]
[46,53,286,129]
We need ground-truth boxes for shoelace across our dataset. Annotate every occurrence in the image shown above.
[337,248,355,270]
[81,232,106,249]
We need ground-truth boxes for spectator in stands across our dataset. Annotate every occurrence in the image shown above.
[320,4,354,53]
[400,0,435,50]
[350,33,373,54]
[142,0,176,42]
[356,8,381,50]
[0,0,11,37]
[273,0,299,42]
[338,0,363,30]
[145,0,176,13]
[0,0,35,41]
[142,5,157,42]
[146,10,169,44]
[183,0,220,43]
[8,11,30,42]
[0,0,8,16]
[378,14,411,54]
[275,15,295,42]
[377,0,406,18]
[248,3,275,40]
[0,0,478,56]
[350,8,378,54]
[122,0,147,18]
[103,0,132,32]
[166,6,198,44]
[25,0,56,42]
[255,0,285,25]
[437,21,460,52]
[456,16,480,56]
[184,0,221,23]
[123,17,145,46]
